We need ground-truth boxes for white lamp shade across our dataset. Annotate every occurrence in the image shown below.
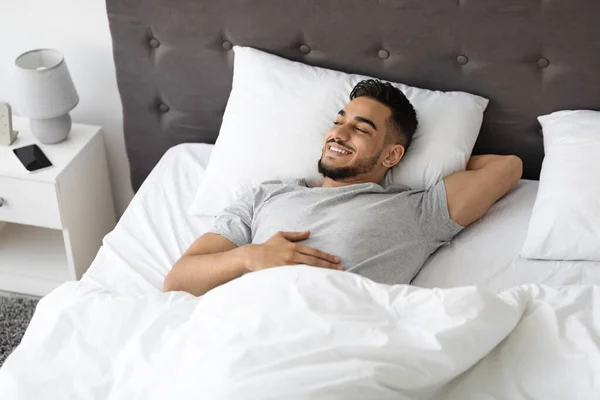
[15,49,79,119]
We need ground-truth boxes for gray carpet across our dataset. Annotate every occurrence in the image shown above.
[0,294,39,368]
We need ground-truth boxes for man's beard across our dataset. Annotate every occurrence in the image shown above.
[318,149,382,181]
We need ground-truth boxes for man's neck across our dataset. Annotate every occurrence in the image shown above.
[320,176,378,188]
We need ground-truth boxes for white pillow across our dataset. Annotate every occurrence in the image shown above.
[190,46,488,216]
[522,110,600,261]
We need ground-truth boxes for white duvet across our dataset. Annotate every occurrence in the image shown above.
[1,266,599,399]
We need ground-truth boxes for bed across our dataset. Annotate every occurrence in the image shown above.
[2,0,600,398]
[80,142,600,294]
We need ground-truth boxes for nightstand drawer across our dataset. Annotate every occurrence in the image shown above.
[0,177,62,229]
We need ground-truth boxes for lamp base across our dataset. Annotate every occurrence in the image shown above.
[30,114,72,144]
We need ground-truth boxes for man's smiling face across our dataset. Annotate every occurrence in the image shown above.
[318,96,395,181]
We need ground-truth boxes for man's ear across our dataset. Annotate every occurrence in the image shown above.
[382,144,405,168]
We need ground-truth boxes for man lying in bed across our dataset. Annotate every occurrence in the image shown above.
[164,79,523,296]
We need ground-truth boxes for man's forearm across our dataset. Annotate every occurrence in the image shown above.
[163,247,249,296]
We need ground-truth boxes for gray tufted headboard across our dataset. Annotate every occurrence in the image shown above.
[106,0,600,191]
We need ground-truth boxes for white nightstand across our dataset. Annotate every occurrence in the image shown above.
[0,117,116,296]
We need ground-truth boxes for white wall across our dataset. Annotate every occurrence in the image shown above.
[0,0,133,217]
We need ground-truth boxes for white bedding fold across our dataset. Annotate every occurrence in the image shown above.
[4,266,598,399]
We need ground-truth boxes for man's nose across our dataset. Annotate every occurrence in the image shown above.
[333,125,351,141]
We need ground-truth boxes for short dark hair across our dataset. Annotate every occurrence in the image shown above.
[349,79,418,150]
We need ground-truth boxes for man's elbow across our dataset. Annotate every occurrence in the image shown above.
[163,269,180,293]
[505,155,523,184]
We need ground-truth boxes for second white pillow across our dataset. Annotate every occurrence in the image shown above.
[190,46,488,217]
[522,110,600,261]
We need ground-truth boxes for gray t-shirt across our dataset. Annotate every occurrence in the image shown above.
[206,179,464,285]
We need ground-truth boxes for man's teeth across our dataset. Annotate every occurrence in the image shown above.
[329,146,350,154]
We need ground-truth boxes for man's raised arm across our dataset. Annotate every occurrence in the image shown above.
[443,155,523,227]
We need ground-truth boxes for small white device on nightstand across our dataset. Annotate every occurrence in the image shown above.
[0,102,18,146]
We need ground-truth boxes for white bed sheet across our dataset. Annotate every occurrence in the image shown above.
[413,180,600,291]
[83,144,600,295]
[83,144,216,295]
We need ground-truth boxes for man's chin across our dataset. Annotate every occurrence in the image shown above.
[318,160,355,181]
[320,157,347,167]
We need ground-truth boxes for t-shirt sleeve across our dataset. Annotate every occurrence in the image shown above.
[205,187,254,247]
[409,179,464,246]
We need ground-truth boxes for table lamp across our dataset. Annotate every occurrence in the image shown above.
[15,49,79,144]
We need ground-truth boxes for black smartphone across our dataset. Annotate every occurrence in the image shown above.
[13,144,53,173]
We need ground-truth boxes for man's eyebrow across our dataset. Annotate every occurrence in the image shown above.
[355,116,377,131]
[337,110,377,131]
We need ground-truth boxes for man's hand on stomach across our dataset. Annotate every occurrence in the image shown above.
[241,230,344,272]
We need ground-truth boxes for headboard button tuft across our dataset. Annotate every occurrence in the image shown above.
[456,55,468,65]
[299,44,311,54]
[378,49,390,59]
[158,103,170,113]
[149,38,160,48]
[537,57,550,68]
[222,40,233,50]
